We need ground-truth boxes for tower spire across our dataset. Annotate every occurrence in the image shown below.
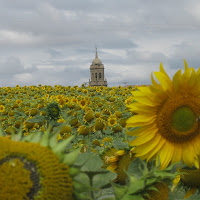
[95,47,98,58]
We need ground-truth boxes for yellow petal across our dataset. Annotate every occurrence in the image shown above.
[160,62,171,80]
[128,102,157,114]
[172,69,182,90]
[154,71,173,93]
[171,143,182,164]
[129,126,157,146]
[191,135,200,156]
[184,59,189,71]
[151,72,161,89]
[126,124,154,136]
[182,142,195,167]
[182,60,192,84]
[133,95,160,106]
[126,114,156,127]
[188,68,197,88]
[146,137,166,162]
[184,188,197,199]
[133,134,162,157]
[171,174,181,192]
[159,141,174,169]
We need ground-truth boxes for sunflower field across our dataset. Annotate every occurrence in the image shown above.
[1,60,200,199]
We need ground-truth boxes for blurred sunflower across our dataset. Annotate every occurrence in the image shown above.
[0,105,5,113]
[103,149,135,185]
[108,116,117,127]
[126,60,200,169]
[172,167,200,199]
[0,127,85,200]
[79,99,87,109]
[83,110,94,123]
[77,125,91,136]
[94,118,106,131]
[95,112,101,118]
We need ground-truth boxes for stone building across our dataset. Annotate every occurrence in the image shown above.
[89,48,108,87]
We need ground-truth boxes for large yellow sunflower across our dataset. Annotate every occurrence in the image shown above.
[126,60,200,169]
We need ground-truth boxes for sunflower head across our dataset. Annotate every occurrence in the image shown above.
[0,124,90,200]
[112,125,123,133]
[83,111,94,123]
[172,167,200,199]
[126,60,200,169]
[112,158,177,200]
[46,102,61,121]
[108,116,118,127]
[94,118,106,131]
[77,125,91,136]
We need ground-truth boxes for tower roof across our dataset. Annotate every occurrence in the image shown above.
[92,48,102,65]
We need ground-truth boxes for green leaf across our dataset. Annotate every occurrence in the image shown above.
[112,139,129,149]
[81,154,103,172]
[112,183,127,200]
[121,194,144,200]
[74,152,94,166]
[127,158,146,179]
[93,172,117,189]
[0,125,3,136]
[15,126,23,141]
[27,116,46,123]
[39,132,49,147]
[73,172,91,189]
[69,167,80,177]
[30,132,42,143]
[22,132,35,142]
[73,180,93,193]
[145,177,158,186]
[73,191,92,200]
[53,135,74,154]
[127,175,145,194]
[63,146,82,166]
[49,132,60,148]
[97,195,116,200]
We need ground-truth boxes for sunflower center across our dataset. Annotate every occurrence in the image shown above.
[171,106,196,132]
[157,95,200,143]
[0,156,40,200]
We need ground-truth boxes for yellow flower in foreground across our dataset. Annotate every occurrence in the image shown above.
[0,127,85,200]
[126,60,200,169]
[0,105,5,113]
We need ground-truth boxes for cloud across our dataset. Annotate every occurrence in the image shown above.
[0,56,25,74]
[0,0,200,87]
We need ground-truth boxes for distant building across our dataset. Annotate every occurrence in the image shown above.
[89,48,108,87]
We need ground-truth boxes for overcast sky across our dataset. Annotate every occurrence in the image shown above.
[0,0,200,87]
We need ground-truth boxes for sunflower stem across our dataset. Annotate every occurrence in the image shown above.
[89,174,95,199]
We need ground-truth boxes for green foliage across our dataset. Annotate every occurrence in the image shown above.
[46,102,61,121]
[74,152,117,199]
[112,158,178,200]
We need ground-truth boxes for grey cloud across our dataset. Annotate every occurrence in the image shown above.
[0,0,200,87]
[0,56,25,74]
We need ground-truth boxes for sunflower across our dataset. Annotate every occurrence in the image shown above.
[172,167,200,199]
[106,150,135,185]
[126,60,200,169]
[77,125,91,136]
[112,159,175,200]
[0,126,85,200]
[0,105,5,113]
[108,116,117,127]
[94,118,106,131]
[83,110,94,123]
[79,99,87,109]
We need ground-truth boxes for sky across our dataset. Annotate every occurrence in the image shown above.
[1,0,200,87]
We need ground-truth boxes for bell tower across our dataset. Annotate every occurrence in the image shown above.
[89,48,108,87]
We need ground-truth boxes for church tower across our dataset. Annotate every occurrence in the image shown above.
[89,48,108,87]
